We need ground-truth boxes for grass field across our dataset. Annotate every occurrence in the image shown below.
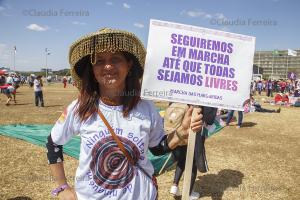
[0,83,299,200]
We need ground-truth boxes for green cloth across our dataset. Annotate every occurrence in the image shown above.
[0,119,224,174]
[203,118,225,138]
[0,124,174,175]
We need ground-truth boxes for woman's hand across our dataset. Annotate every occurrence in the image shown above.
[58,187,77,200]
[179,106,203,139]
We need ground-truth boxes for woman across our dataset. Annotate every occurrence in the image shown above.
[46,28,203,200]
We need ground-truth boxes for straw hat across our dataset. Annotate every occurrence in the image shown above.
[69,28,146,89]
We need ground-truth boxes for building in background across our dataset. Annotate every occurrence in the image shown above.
[253,49,300,80]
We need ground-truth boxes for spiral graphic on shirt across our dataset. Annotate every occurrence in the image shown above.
[90,136,140,190]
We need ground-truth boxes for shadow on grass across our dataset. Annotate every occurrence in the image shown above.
[14,103,33,106]
[242,122,257,127]
[43,105,63,108]
[193,169,244,200]
[7,196,33,200]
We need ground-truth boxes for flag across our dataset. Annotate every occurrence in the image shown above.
[45,48,51,55]
[272,50,279,56]
[14,46,17,54]
[288,49,297,57]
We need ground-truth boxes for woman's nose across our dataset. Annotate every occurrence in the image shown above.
[104,63,114,70]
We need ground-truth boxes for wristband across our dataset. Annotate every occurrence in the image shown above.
[51,183,69,196]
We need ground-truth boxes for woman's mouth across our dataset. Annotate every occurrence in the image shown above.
[104,73,117,78]
[103,74,118,84]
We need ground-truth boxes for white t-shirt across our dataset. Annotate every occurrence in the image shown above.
[51,99,164,200]
[33,79,42,92]
[7,85,15,93]
[6,76,13,84]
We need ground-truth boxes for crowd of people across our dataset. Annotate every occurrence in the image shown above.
[251,79,300,97]
[0,72,74,106]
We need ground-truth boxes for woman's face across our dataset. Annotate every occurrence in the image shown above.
[93,52,132,90]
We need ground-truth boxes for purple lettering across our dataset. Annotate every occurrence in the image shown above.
[232,81,238,91]
[177,34,183,45]
[190,74,197,85]
[227,43,233,53]
[197,75,203,86]
[170,33,177,44]
[181,73,190,84]
[229,68,235,78]
[174,71,181,82]
[172,46,186,58]
[157,69,164,80]
[209,64,216,75]
[220,79,227,89]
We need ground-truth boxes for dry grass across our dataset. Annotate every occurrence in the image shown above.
[0,83,299,200]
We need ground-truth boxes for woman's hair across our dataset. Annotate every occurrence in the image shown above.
[75,52,143,122]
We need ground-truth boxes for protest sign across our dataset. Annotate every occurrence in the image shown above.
[141,19,256,200]
[141,19,256,111]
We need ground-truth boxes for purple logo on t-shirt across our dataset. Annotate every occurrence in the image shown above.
[90,136,140,190]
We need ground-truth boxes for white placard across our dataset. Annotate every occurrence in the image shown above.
[141,19,256,111]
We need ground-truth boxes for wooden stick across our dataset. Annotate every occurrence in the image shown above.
[158,153,172,175]
[182,107,201,200]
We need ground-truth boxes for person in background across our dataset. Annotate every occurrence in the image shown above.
[251,80,256,95]
[0,75,6,94]
[266,79,273,97]
[257,80,263,95]
[62,76,67,88]
[280,81,286,93]
[246,94,281,113]
[294,89,300,97]
[226,110,243,128]
[29,75,35,87]
[167,104,217,200]
[68,76,72,84]
[252,101,281,113]
[5,74,13,85]
[47,76,52,83]
[0,83,16,105]
[34,75,44,107]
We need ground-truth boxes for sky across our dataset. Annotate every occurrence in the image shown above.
[0,0,299,71]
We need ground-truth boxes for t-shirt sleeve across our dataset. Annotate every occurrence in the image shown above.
[148,101,165,148]
[50,100,80,145]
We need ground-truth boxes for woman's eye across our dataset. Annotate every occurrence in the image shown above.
[94,56,125,66]
[111,57,122,64]
[95,60,105,65]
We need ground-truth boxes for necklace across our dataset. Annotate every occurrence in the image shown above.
[100,96,120,106]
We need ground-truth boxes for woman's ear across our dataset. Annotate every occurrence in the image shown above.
[127,60,134,76]
[128,60,133,70]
